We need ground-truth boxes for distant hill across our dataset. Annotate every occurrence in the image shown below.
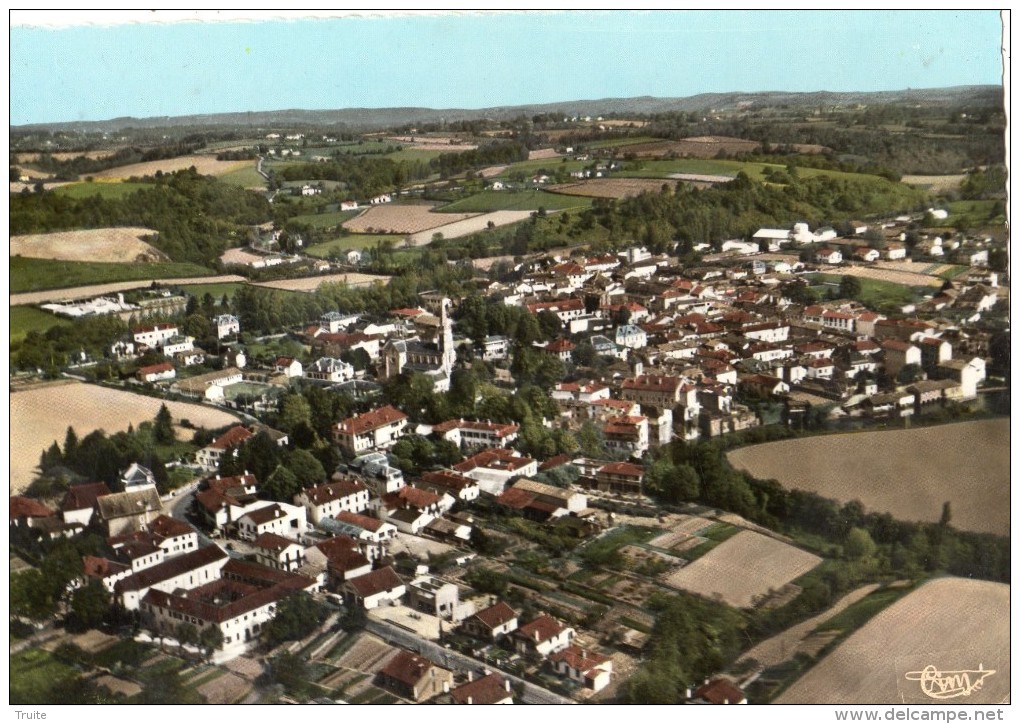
[13,85,1002,133]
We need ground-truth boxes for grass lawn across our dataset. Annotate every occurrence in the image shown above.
[936,265,970,280]
[11,305,72,344]
[218,163,266,188]
[944,199,1006,227]
[502,158,590,176]
[807,273,922,308]
[288,209,361,229]
[305,233,406,258]
[53,181,149,199]
[10,256,216,294]
[437,189,592,213]
[616,158,897,185]
[10,648,80,704]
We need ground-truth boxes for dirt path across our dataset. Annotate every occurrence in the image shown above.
[9,275,247,306]
[735,583,881,670]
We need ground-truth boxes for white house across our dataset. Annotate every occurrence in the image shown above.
[513,615,575,657]
[235,502,308,542]
[273,356,303,378]
[548,645,613,692]
[332,405,408,455]
[295,479,371,524]
[305,357,355,384]
[133,323,178,348]
[615,324,647,350]
[214,314,240,339]
[343,566,405,609]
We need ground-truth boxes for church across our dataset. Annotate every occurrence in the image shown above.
[380,297,456,392]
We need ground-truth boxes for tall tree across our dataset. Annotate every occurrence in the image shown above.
[153,404,175,445]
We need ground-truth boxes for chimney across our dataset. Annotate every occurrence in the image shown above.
[685,688,692,699]
[466,696,472,705]
[467,671,473,682]
[504,678,511,693]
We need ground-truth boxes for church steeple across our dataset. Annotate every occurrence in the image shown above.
[441,297,455,375]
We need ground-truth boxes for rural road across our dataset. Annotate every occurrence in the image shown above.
[10,275,247,306]
[364,619,574,705]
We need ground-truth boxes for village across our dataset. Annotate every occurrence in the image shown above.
[10,198,1009,704]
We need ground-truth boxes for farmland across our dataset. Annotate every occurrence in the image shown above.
[9,380,241,493]
[10,275,246,307]
[805,272,926,308]
[10,305,71,344]
[342,204,476,234]
[217,163,267,189]
[90,154,252,180]
[305,234,406,258]
[547,178,680,200]
[776,578,1010,704]
[438,189,592,212]
[52,181,150,199]
[406,210,535,244]
[901,173,967,192]
[661,530,821,608]
[287,209,361,229]
[253,272,391,293]
[10,256,215,295]
[727,419,1010,535]
[617,135,762,158]
[11,227,165,263]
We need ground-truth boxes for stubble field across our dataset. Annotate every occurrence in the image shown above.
[661,530,821,608]
[726,420,1010,535]
[10,381,241,493]
[342,204,477,234]
[10,227,165,263]
[90,155,252,180]
[776,577,1010,704]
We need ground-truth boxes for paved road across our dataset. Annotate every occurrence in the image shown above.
[365,619,573,705]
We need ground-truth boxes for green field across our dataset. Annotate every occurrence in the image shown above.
[437,189,593,213]
[10,305,72,344]
[218,164,267,188]
[10,256,216,294]
[306,234,406,258]
[501,157,591,176]
[288,209,361,229]
[944,199,1006,227]
[616,158,893,185]
[586,135,661,149]
[807,273,923,308]
[53,181,149,199]
[10,648,80,704]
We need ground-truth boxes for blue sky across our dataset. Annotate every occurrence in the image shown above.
[9,10,1005,126]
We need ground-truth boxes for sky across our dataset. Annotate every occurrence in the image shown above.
[8,10,1007,126]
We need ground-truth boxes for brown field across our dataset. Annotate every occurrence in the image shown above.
[10,227,166,263]
[661,531,821,608]
[406,210,535,244]
[622,136,761,158]
[384,135,478,151]
[253,272,391,293]
[727,419,1010,535]
[94,675,143,699]
[9,275,247,306]
[9,380,241,493]
[197,672,250,704]
[342,204,477,234]
[91,155,252,180]
[478,165,507,178]
[901,174,967,192]
[832,265,945,288]
[528,148,562,160]
[548,178,676,199]
[776,578,1010,704]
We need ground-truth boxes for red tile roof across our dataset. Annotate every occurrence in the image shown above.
[346,566,403,598]
[303,480,368,505]
[548,644,611,672]
[450,673,512,704]
[10,496,54,520]
[383,486,441,511]
[419,470,478,492]
[621,374,682,393]
[334,405,408,436]
[597,461,644,478]
[380,650,434,687]
[149,514,194,539]
[515,614,566,644]
[208,425,253,451]
[335,510,385,532]
[692,678,746,705]
[61,482,112,512]
[115,545,228,593]
[471,601,518,630]
[252,532,300,552]
[454,448,535,474]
